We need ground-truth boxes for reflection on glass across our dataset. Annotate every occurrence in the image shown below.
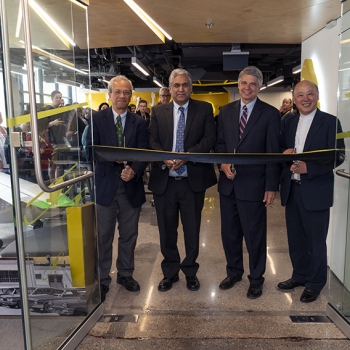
[0,0,99,349]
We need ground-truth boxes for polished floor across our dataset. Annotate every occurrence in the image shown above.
[77,186,350,349]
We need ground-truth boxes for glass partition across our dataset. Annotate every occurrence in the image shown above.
[0,1,102,349]
[327,0,350,338]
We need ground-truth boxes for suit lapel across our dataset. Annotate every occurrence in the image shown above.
[124,111,135,147]
[105,108,118,146]
[303,109,322,151]
[289,114,299,148]
[165,102,174,148]
[184,99,195,140]
[231,101,240,148]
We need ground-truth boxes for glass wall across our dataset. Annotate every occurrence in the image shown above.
[327,0,350,338]
[0,1,102,349]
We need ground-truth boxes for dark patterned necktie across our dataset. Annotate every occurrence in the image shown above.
[116,115,123,146]
[175,107,186,175]
[239,105,248,138]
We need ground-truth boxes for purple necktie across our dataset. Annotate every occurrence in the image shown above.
[239,105,248,138]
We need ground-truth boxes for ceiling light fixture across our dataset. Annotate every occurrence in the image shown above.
[55,77,81,88]
[124,0,172,42]
[69,0,87,9]
[205,22,214,29]
[153,77,163,87]
[259,84,267,90]
[292,65,301,74]
[131,57,150,76]
[51,59,89,75]
[29,0,76,48]
[18,40,75,67]
[267,75,284,87]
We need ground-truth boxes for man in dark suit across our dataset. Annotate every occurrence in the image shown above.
[215,66,280,299]
[136,100,151,124]
[93,75,148,301]
[278,80,344,302]
[148,68,217,292]
[280,97,295,120]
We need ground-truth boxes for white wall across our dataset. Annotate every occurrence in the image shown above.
[301,17,346,281]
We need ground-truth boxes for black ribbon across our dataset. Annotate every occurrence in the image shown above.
[93,145,340,165]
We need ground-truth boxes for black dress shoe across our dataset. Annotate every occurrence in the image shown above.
[278,278,305,290]
[219,276,242,290]
[100,284,109,302]
[117,275,140,292]
[186,276,200,291]
[300,288,320,303]
[247,284,263,299]
[158,275,179,292]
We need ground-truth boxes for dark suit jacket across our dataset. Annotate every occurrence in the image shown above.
[93,108,149,207]
[148,99,217,195]
[215,98,281,201]
[280,109,345,211]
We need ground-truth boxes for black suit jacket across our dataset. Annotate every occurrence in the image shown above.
[215,98,281,201]
[93,108,149,207]
[148,99,217,195]
[280,109,345,211]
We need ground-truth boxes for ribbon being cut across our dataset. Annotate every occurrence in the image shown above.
[93,145,344,165]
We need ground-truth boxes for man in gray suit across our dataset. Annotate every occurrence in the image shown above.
[149,68,217,292]
[93,75,148,301]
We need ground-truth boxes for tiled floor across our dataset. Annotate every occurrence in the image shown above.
[77,186,350,349]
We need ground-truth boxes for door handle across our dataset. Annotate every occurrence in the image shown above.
[336,169,350,179]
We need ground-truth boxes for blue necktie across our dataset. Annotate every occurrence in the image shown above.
[175,107,186,176]
[239,105,248,138]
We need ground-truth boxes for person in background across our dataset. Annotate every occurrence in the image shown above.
[148,68,217,293]
[215,66,280,299]
[0,112,9,171]
[158,87,171,105]
[280,98,294,120]
[136,100,151,123]
[92,75,148,301]
[129,104,136,113]
[99,102,109,110]
[25,118,53,182]
[278,80,345,303]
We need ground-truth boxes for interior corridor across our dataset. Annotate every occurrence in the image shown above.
[77,185,350,349]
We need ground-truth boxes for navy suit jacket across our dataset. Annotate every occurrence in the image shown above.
[280,109,345,211]
[148,99,217,195]
[215,98,281,201]
[93,107,149,207]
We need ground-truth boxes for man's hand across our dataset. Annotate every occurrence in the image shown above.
[121,165,135,182]
[263,191,275,207]
[290,161,307,174]
[283,148,296,154]
[221,163,236,180]
[163,159,187,170]
[49,118,65,127]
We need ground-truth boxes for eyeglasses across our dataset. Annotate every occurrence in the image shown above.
[160,94,171,97]
[172,83,190,89]
[112,90,132,96]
